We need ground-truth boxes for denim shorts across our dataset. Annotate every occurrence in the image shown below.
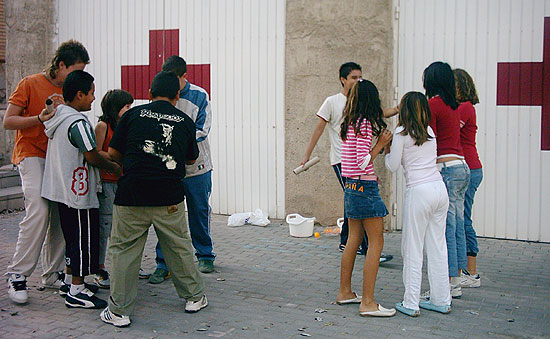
[344,179,389,220]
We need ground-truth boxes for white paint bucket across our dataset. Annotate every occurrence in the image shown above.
[286,213,315,238]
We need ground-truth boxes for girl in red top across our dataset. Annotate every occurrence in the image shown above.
[424,62,470,299]
[454,69,482,288]
[94,89,133,288]
[336,79,395,317]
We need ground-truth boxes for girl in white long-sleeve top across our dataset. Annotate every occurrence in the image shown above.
[384,92,451,316]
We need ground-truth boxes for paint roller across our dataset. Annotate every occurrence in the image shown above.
[45,99,54,113]
[293,156,320,175]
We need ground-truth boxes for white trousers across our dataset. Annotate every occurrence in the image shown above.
[401,180,451,309]
[6,157,65,283]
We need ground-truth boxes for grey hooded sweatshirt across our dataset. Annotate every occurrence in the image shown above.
[41,104,101,209]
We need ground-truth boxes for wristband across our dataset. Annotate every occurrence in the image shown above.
[37,115,43,124]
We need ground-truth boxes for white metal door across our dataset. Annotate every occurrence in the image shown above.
[395,0,550,241]
[56,0,286,218]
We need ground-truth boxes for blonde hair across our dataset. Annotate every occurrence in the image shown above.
[454,68,479,104]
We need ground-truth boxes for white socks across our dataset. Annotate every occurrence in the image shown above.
[64,273,72,285]
[69,283,84,296]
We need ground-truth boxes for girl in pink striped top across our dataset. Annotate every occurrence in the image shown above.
[336,79,394,317]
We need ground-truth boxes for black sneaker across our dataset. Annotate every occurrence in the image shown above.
[59,282,99,296]
[380,253,394,263]
[338,244,363,255]
[65,288,107,309]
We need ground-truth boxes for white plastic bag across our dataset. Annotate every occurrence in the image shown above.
[227,212,252,226]
[227,208,270,227]
[248,208,270,226]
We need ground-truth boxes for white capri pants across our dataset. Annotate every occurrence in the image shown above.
[401,180,451,310]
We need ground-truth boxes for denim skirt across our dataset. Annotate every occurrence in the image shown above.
[344,179,389,220]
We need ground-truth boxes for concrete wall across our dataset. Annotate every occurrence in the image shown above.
[0,0,56,166]
[285,0,394,227]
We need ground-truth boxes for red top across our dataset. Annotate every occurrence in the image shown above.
[100,123,120,183]
[429,96,464,158]
[458,102,482,169]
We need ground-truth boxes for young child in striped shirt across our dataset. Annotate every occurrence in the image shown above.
[336,79,395,317]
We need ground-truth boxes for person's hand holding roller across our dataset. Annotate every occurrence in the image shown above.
[37,99,56,124]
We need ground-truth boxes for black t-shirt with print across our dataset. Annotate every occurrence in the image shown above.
[109,100,199,206]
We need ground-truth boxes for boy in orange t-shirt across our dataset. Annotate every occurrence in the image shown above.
[3,40,90,304]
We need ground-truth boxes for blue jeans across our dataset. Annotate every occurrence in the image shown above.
[332,164,368,254]
[440,162,470,277]
[344,179,389,219]
[464,168,483,257]
[156,171,214,270]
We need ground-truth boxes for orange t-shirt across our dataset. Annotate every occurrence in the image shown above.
[8,73,65,165]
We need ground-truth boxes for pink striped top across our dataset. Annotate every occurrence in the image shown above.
[341,118,376,177]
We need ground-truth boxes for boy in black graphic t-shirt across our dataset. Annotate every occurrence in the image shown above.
[100,72,207,328]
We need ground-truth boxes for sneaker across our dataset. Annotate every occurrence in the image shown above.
[450,284,462,298]
[421,285,462,300]
[460,272,481,288]
[395,302,420,317]
[59,282,99,296]
[94,269,110,289]
[148,268,170,284]
[185,294,208,313]
[380,253,394,263]
[138,268,150,279]
[198,260,215,273]
[42,272,65,289]
[338,244,363,255]
[419,300,451,314]
[65,288,107,309]
[7,274,28,304]
[100,307,131,327]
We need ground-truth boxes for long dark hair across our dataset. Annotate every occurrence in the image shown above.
[423,61,459,110]
[99,89,133,130]
[454,68,479,105]
[398,92,433,146]
[340,79,386,140]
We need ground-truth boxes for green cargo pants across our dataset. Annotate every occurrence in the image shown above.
[108,202,204,316]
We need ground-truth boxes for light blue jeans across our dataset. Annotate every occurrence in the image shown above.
[440,162,470,277]
[464,168,483,257]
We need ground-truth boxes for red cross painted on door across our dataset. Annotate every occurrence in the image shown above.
[497,17,550,151]
[121,29,211,100]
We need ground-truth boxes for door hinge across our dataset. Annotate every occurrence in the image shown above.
[393,86,399,101]
[392,202,398,216]
[394,6,400,20]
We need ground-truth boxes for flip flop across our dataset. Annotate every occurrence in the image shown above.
[336,292,362,305]
[359,304,396,317]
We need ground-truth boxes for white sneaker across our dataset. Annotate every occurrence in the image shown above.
[450,284,462,298]
[42,272,65,289]
[460,272,481,288]
[185,294,208,313]
[8,274,28,304]
[420,285,461,300]
[100,307,131,327]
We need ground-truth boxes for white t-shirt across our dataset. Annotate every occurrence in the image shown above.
[384,126,442,188]
[316,92,346,165]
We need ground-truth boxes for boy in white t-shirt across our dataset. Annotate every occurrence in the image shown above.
[301,62,397,262]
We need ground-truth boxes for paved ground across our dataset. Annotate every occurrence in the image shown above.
[0,210,549,338]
